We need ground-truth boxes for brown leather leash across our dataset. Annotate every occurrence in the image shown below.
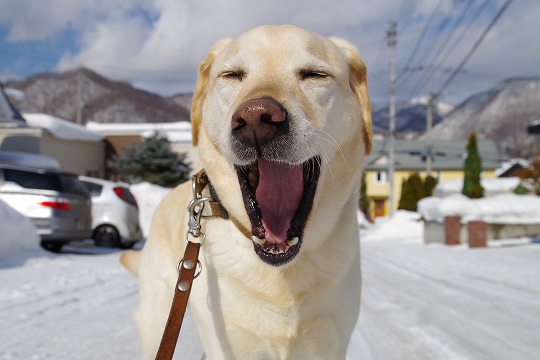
[155,240,201,360]
[155,170,227,360]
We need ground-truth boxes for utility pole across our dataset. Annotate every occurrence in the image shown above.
[387,21,397,217]
[76,73,88,125]
[426,66,434,176]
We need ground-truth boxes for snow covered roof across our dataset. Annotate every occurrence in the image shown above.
[495,158,529,177]
[366,139,501,171]
[86,121,190,134]
[86,121,192,143]
[23,113,104,142]
[528,119,540,134]
[434,177,521,197]
[418,193,540,224]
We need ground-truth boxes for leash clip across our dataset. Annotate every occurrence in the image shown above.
[186,170,213,242]
[187,197,213,240]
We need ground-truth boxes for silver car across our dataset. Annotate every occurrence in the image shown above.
[0,163,92,252]
[79,176,142,249]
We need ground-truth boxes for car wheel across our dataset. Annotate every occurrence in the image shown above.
[93,225,120,247]
[41,240,64,253]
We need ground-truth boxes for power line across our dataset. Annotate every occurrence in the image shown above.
[406,0,474,98]
[436,0,514,98]
[432,0,491,79]
[396,0,444,84]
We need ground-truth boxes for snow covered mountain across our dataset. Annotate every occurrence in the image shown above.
[371,97,454,138]
[420,77,540,157]
[5,69,540,157]
[5,68,191,124]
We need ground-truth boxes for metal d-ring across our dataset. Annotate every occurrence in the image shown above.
[177,257,202,279]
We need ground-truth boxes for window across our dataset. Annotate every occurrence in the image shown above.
[80,180,103,197]
[59,175,90,196]
[375,171,387,184]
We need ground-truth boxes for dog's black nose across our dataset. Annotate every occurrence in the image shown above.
[231,98,288,146]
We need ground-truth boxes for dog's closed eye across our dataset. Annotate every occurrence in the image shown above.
[220,70,245,81]
[298,69,331,81]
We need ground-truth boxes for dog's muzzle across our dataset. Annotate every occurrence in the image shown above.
[230,98,321,267]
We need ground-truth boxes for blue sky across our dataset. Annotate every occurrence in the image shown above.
[0,0,538,105]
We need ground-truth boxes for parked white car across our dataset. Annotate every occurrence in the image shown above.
[79,176,142,248]
[0,158,92,253]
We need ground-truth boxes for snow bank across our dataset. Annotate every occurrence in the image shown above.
[0,200,48,268]
[418,193,540,224]
[361,210,423,243]
[434,177,521,197]
[130,182,171,237]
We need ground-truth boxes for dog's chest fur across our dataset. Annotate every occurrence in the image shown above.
[185,203,361,359]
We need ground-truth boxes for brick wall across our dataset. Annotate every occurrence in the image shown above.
[444,216,461,245]
[468,221,487,248]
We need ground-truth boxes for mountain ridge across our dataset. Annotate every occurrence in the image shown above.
[4,69,539,157]
[421,76,540,157]
[5,67,191,125]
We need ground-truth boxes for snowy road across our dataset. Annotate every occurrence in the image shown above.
[0,243,141,360]
[357,239,540,360]
[1,236,539,359]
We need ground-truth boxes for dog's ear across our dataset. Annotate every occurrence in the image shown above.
[329,37,372,155]
[191,38,232,146]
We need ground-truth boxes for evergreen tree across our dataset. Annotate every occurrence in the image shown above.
[398,177,416,211]
[408,173,424,206]
[359,172,369,218]
[398,173,439,211]
[109,131,191,187]
[423,175,438,198]
[462,133,484,198]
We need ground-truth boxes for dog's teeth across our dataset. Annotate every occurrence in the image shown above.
[252,236,266,245]
[286,237,299,246]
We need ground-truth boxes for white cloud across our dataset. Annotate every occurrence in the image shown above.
[1,0,539,102]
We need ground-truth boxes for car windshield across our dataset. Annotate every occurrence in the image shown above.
[3,168,62,191]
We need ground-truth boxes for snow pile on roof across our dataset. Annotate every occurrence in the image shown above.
[434,177,521,197]
[86,121,192,142]
[418,193,540,224]
[495,158,529,176]
[24,113,104,142]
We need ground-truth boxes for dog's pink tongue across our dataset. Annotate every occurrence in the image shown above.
[256,159,303,244]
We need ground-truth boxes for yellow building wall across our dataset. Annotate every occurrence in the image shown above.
[365,169,497,219]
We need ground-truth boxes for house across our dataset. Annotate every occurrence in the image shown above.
[527,119,540,135]
[0,112,105,177]
[1,85,105,177]
[85,121,201,174]
[364,139,501,219]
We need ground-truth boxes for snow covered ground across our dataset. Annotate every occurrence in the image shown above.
[1,186,539,360]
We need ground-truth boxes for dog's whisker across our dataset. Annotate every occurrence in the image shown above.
[312,141,335,189]
[313,129,350,169]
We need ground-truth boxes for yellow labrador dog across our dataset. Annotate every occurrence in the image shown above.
[122,24,371,360]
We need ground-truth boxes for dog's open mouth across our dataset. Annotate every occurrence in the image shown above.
[235,156,320,266]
